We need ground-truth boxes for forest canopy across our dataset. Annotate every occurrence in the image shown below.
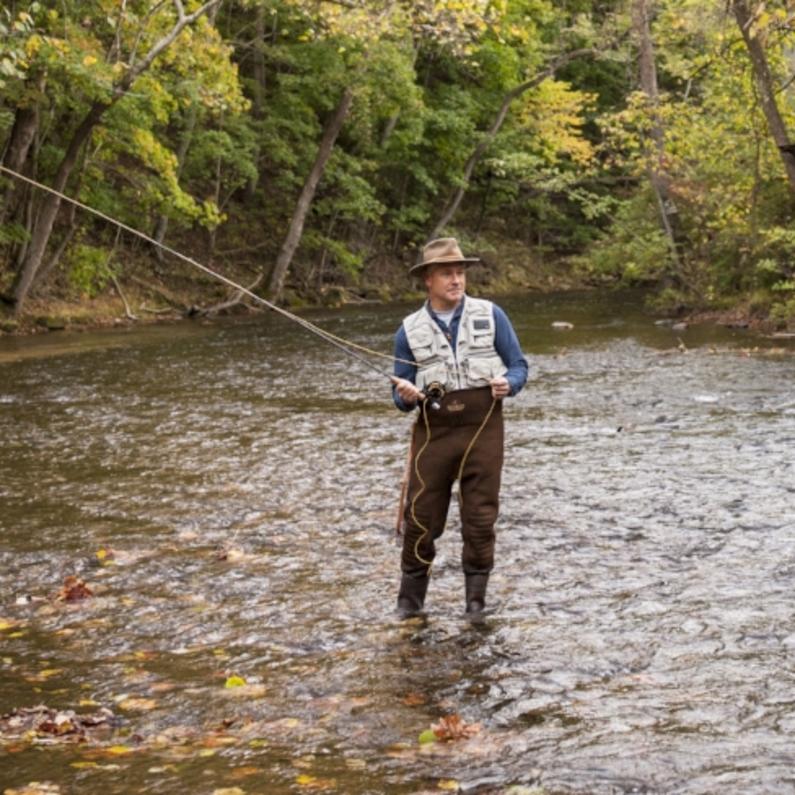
[1,0,794,327]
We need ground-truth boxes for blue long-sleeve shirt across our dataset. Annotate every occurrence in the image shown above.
[392,297,529,411]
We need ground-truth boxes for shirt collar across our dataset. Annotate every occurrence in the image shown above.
[425,295,466,326]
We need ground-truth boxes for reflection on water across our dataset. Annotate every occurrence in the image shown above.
[1,291,794,794]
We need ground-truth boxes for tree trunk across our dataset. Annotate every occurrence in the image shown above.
[0,76,44,227]
[32,148,91,292]
[244,5,268,202]
[732,0,795,194]
[632,0,680,265]
[11,103,107,310]
[265,87,354,301]
[427,48,594,242]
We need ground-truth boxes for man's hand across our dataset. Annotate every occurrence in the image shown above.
[392,376,424,405]
[490,376,510,399]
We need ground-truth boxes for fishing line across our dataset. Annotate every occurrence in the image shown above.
[0,165,414,380]
[409,394,497,571]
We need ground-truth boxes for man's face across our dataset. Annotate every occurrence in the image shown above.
[424,263,466,311]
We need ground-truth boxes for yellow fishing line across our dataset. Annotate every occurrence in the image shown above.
[409,396,497,572]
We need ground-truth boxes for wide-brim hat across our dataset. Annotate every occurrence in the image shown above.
[409,237,481,276]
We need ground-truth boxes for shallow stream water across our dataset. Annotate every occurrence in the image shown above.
[1,291,794,794]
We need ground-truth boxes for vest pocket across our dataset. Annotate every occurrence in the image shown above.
[469,332,494,349]
[409,329,435,362]
[467,355,506,384]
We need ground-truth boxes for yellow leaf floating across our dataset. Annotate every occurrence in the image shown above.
[107,745,134,755]
[224,675,246,689]
[438,780,459,792]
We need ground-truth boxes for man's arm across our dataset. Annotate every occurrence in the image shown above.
[493,304,528,397]
[392,325,420,411]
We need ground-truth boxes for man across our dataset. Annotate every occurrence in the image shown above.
[391,237,528,616]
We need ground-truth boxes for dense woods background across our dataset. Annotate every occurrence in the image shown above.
[1,0,794,329]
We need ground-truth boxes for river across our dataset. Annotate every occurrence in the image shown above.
[1,291,794,794]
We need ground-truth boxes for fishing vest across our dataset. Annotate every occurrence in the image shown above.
[403,296,507,392]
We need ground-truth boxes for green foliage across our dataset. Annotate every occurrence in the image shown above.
[2,0,794,323]
[65,243,113,298]
[577,191,670,283]
[0,5,36,89]
[0,221,30,247]
[575,0,795,313]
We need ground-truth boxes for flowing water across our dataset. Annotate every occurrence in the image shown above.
[1,291,794,794]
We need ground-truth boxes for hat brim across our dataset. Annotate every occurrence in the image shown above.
[409,257,481,276]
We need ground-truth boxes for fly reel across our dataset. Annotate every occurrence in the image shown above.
[423,381,446,411]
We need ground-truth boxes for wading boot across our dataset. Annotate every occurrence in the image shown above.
[465,573,489,615]
[396,573,429,617]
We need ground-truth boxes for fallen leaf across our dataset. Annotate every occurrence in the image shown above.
[0,704,116,746]
[227,767,263,780]
[429,714,481,742]
[437,780,459,791]
[117,698,157,712]
[224,676,246,689]
[224,683,267,699]
[95,547,115,564]
[106,745,134,755]
[3,783,61,795]
[201,735,237,748]
[295,774,336,790]
[55,576,93,602]
[418,729,437,744]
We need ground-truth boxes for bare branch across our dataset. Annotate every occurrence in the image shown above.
[119,0,221,94]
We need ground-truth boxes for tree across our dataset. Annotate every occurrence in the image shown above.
[8,0,221,315]
[631,0,680,265]
[731,0,795,194]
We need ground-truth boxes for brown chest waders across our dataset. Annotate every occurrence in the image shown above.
[397,387,504,614]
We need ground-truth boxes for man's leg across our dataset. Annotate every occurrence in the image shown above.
[398,424,456,613]
[459,411,504,613]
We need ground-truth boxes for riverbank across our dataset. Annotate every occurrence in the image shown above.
[3,240,792,338]
[0,238,587,336]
